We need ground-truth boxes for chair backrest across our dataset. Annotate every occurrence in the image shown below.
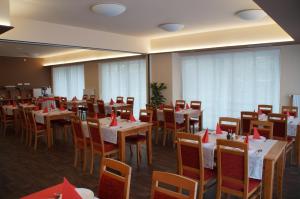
[176,133,204,184]
[163,106,175,124]
[71,115,84,141]
[250,120,273,139]
[240,111,258,135]
[146,104,158,122]
[87,100,95,117]
[98,158,132,199]
[120,106,132,120]
[87,118,104,152]
[126,97,134,105]
[116,96,124,104]
[219,117,240,135]
[61,97,67,103]
[216,139,249,198]
[267,113,287,140]
[150,171,198,199]
[175,100,186,109]
[27,110,38,132]
[258,104,273,115]
[54,96,61,108]
[190,101,201,110]
[281,106,298,117]
[139,109,153,123]
[19,107,27,126]
[97,100,106,118]
[82,94,88,100]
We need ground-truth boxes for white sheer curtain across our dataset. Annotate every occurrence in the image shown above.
[52,64,85,100]
[181,49,280,129]
[100,59,147,116]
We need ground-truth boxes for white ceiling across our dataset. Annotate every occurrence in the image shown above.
[10,0,275,38]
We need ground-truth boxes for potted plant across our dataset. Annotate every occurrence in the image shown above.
[150,82,167,107]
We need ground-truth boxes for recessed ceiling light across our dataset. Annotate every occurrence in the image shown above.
[91,3,126,17]
[236,9,268,21]
[159,23,184,32]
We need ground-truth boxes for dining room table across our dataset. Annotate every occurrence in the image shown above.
[33,109,75,148]
[195,130,287,199]
[81,117,153,164]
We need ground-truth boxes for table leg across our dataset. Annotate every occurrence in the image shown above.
[184,114,190,132]
[119,133,126,162]
[276,150,285,199]
[263,159,274,199]
[296,125,300,167]
[46,118,51,148]
[146,126,153,165]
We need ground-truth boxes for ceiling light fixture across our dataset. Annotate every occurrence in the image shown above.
[91,3,126,17]
[236,9,267,21]
[159,23,184,32]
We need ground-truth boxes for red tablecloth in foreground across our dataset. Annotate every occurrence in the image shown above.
[21,183,63,199]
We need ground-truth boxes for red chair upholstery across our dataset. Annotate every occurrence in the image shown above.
[97,100,106,118]
[86,100,95,118]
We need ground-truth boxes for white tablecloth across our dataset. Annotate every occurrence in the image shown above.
[82,117,146,144]
[287,117,300,137]
[41,98,56,109]
[195,130,276,180]
[2,105,17,115]
[157,109,200,124]
[33,109,72,124]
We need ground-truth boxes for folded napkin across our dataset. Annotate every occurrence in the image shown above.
[43,107,49,113]
[61,178,82,199]
[175,106,180,112]
[110,98,115,105]
[244,134,249,144]
[60,105,66,111]
[216,123,222,134]
[110,113,118,126]
[72,96,77,101]
[202,128,209,143]
[50,104,55,110]
[159,104,164,110]
[185,104,190,109]
[34,106,39,111]
[253,127,261,139]
[129,113,136,122]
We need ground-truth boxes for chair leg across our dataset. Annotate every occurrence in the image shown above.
[172,131,176,148]
[29,131,33,147]
[136,143,140,166]
[198,184,204,199]
[83,148,87,172]
[34,134,38,150]
[90,152,94,175]
[130,145,133,156]
[74,148,78,167]
[163,128,167,146]
[155,126,159,144]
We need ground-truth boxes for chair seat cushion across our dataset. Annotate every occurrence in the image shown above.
[166,122,185,130]
[183,168,216,181]
[223,178,261,193]
[126,135,146,143]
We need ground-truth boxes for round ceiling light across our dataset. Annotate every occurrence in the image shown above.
[91,3,126,17]
[236,9,268,21]
[159,23,184,32]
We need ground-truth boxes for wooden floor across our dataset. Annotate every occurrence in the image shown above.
[0,129,299,199]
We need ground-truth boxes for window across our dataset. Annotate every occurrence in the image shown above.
[100,59,147,116]
[52,64,85,100]
[181,49,280,129]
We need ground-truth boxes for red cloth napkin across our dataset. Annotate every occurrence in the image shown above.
[253,127,261,139]
[72,96,77,101]
[60,105,66,111]
[186,104,190,109]
[43,107,48,113]
[110,98,115,105]
[94,113,98,119]
[13,102,17,107]
[245,134,249,144]
[216,123,222,134]
[159,104,164,110]
[50,104,55,110]
[110,113,118,126]
[61,178,82,199]
[34,106,39,111]
[202,128,209,143]
[129,113,136,122]
[286,111,290,117]
[175,106,180,112]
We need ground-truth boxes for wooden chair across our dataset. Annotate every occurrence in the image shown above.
[86,100,95,118]
[126,109,153,166]
[116,96,124,103]
[176,132,216,199]
[90,95,96,102]
[60,97,67,109]
[82,94,88,100]
[240,111,258,135]
[87,118,119,174]
[150,171,198,199]
[126,97,134,106]
[71,115,90,172]
[27,111,48,150]
[281,106,298,117]
[250,120,273,139]
[175,100,186,109]
[163,106,186,147]
[216,140,262,199]
[146,104,163,144]
[0,106,14,136]
[120,106,132,120]
[190,101,202,132]
[219,117,240,135]
[98,158,132,199]
[19,107,30,143]
[268,113,294,164]
[258,104,272,115]
[96,99,106,118]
